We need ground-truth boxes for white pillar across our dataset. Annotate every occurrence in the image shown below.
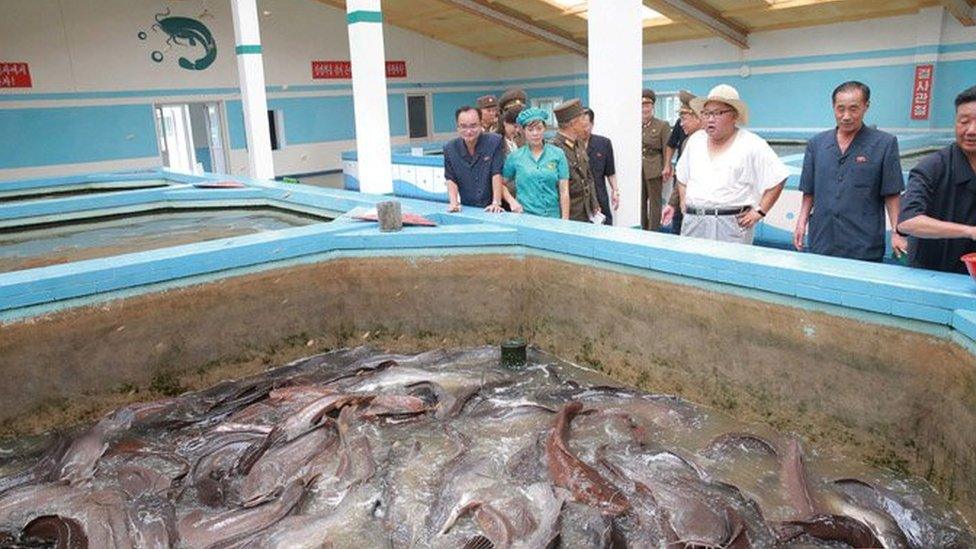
[588,0,642,227]
[347,0,393,195]
[230,0,274,180]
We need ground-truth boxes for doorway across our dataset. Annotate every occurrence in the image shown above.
[154,102,228,174]
[655,92,681,124]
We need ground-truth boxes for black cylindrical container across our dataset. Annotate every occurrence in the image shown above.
[501,339,527,369]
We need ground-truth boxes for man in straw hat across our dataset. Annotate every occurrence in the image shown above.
[476,94,500,133]
[674,84,789,244]
[641,89,672,230]
[552,98,601,223]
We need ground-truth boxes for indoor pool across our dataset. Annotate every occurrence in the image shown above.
[0,208,328,273]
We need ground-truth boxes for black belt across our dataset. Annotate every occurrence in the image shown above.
[685,205,751,216]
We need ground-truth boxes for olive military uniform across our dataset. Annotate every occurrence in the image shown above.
[641,117,671,230]
[552,132,599,222]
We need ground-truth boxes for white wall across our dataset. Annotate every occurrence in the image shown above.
[0,0,498,93]
[0,0,500,180]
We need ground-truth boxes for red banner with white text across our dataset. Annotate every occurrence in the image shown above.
[0,62,32,88]
[910,64,934,121]
[312,60,407,79]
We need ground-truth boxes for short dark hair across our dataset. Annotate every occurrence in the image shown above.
[455,106,481,122]
[584,108,594,123]
[832,81,870,104]
[955,85,976,109]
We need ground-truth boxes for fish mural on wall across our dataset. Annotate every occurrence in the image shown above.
[138,7,217,71]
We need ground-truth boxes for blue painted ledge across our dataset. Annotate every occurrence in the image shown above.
[1,170,975,354]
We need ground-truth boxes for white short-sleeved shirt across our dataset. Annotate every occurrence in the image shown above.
[675,128,789,208]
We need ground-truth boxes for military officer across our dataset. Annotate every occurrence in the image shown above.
[552,99,601,223]
[477,94,500,133]
[641,88,672,230]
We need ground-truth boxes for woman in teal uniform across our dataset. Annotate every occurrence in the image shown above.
[502,108,570,219]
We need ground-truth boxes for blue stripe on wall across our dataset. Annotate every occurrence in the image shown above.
[432,91,488,134]
[5,50,974,169]
[643,63,919,129]
[226,100,246,150]
[270,96,357,145]
[0,104,158,169]
[2,40,975,104]
[227,94,408,150]
[932,59,976,127]
[388,94,407,137]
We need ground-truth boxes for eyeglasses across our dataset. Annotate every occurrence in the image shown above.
[700,109,734,119]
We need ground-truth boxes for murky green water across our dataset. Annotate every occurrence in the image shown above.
[0,208,327,273]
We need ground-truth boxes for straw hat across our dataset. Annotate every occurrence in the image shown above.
[690,84,749,125]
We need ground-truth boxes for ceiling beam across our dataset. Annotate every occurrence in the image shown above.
[434,0,588,56]
[721,0,848,16]
[942,0,976,26]
[645,0,749,48]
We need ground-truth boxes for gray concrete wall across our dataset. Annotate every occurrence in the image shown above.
[2,253,974,520]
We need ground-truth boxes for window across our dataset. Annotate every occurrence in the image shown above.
[655,92,681,124]
[406,94,430,139]
[530,97,563,127]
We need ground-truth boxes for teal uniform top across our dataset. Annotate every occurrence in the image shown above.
[502,144,569,218]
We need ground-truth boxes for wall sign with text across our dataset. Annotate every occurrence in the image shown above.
[910,64,934,121]
[312,60,407,79]
[0,63,32,88]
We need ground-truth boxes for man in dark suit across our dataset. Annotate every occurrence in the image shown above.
[581,108,618,225]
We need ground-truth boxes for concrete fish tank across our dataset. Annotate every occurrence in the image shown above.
[1,169,976,546]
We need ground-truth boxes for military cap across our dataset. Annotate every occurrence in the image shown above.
[642,89,656,103]
[476,95,498,109]
[499,88,528,112]
[553,98,585,125]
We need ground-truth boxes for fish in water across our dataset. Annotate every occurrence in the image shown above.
[0,346,971,547]
[546,402,630,516]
